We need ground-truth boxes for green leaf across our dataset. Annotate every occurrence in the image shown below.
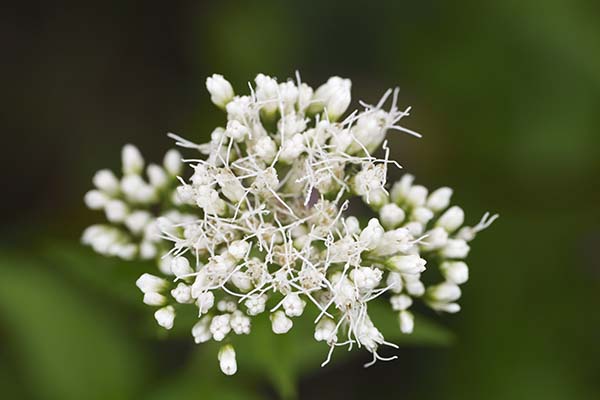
[0,251,148,400]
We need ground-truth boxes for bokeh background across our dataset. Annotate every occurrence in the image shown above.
[2,1,599,399]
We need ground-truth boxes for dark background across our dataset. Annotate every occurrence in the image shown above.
[2,1,599,399]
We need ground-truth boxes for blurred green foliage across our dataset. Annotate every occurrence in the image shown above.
[2,0,599,399]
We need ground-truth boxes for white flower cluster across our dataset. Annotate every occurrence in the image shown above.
[83,73,497,375]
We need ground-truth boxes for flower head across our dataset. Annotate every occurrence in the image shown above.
[83,72,497,374]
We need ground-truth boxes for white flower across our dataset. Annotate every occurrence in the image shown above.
[427,187,453,212]
[230,311,251,335]
[143,292,167,306]
[405,185,428,208]
[218,344,237,375]
[359,218,385,250]
[436,206,465,233]
[154,306,175,330]
[427,282,461,303]
[206,74,234,109]
[147,164,168,188]
[228,240,250,260]
[441,239,470,259]
[314,317,337,343]
[350,267,382,292]
[270,310,293,334]
[226,120,249,142]
[386,272,403,293]
[390,294,412,311]
[136,273,168,293]
[311,76,351,121]
[440,261,469,285]
[422,227,448,249]
[84,190,108,209]
[171,283,193,304]
[390,174,414,204]
[255,73,279,115]
[93,169,120,195]
[83,72,497,375]
[122,144,144,175]
[411,206,434,225]
[253,136,277,162]
[124,211,152,234]
[386,255,427,274]
[192,316,212,343]
[399,310,414,334]
[245,294,267,316]
[171,256,194,278]
[105,199,129,223]
[210,314,232,341]
[379,203,406,229]
[282,293,306,317]
[163,149,182,176]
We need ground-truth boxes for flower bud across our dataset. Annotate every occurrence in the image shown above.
[440,261,469,284]
[136,273,168,293]
[122,144,144,175]
[230,271,252,292]
[206,74,234,109]
[196,291,215,314]
[84,190,108,210]
[147,164,168,189]
[228,240,250,260]
[386,255,427,274]
[154,306,175,329]
[255,74,279,115]
[411,206,434,225]
[390,294,412,311]
[210,314,231,341]
[427,187,453,212]
[359,218,385,250]
[218,344,237,376]
[297,82,313,111]
[282,293,306,317]
[226,120,249,142]
[399,310,414,334]
[386,272,403,293]
[379,203,406,229]
[143,292,168,306]
[310,76,351,121]
[139,241,157,260]
[245,294,267,316]
[124,210,152,234]
[171,256,194,278]
[344,216,360,235]
[441,239,470,259]
[350,267,383,292]
[230,311,251,335]
[163,149,182,175]
[93,169,120,195]
[436,206,464,233]
[427,282,461,303]
[423,227,448,249]
[314,317,337,343]
[171,283,193,304]
[405,185,428,208]
[192,316,212,343]
[390,174,414,204]
[270,310,293,334]
[253,136,277,162]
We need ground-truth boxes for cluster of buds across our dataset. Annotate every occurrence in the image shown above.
[83,73,496,375]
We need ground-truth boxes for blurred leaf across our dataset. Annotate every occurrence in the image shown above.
[229,300,453,399]
[145,344,262,400]
[41,241,149,308]
[0,251,148,400]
